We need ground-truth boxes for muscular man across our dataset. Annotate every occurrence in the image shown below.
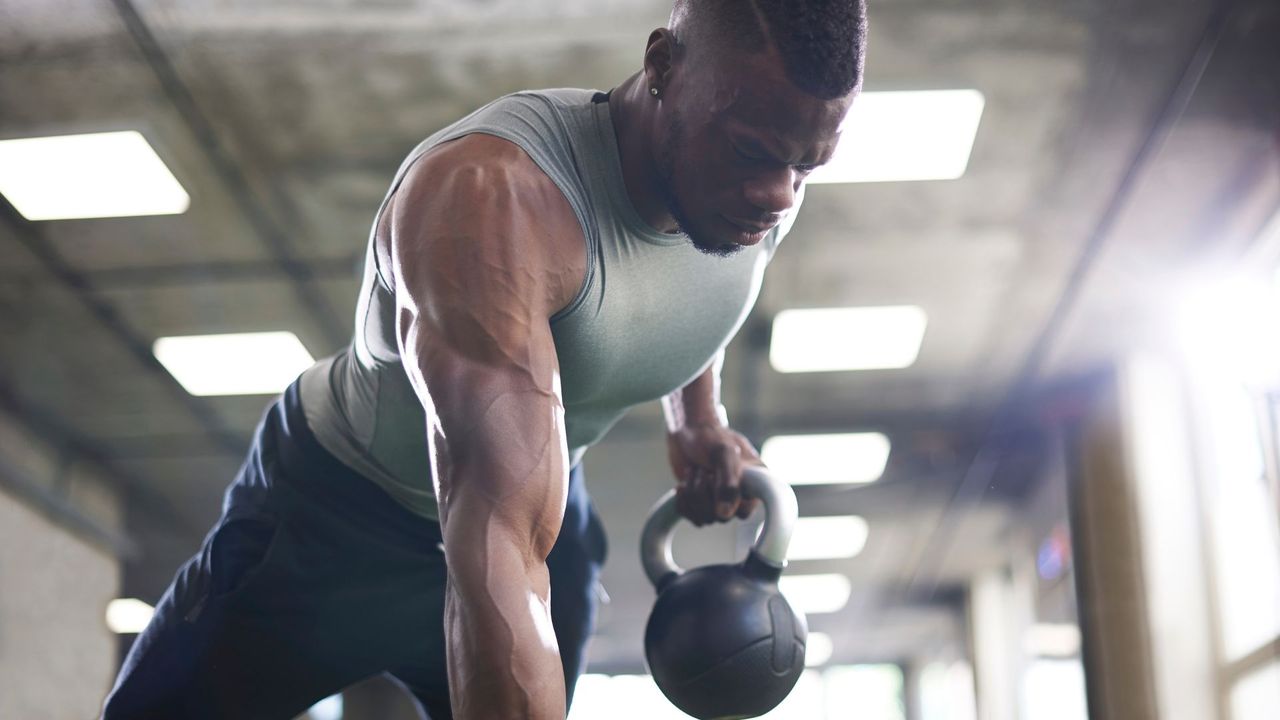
[102,1,866,718]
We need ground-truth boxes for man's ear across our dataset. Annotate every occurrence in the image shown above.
[643,28,679,94]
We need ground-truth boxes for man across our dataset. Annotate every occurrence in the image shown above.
[102,1,866,718]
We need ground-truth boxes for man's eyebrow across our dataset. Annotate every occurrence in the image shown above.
[732,129,831,167]
[731,129,800,164]
[732,134,775,158]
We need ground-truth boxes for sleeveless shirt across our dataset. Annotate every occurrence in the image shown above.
[298,88,801,519]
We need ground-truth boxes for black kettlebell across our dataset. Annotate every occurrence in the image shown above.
[640,466,807,719]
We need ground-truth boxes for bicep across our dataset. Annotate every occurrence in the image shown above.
[388,141,571,552]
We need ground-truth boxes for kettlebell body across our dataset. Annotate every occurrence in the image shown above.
[640,467,808,720]
[644,553,807,719]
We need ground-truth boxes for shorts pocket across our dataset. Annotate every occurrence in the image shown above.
[208,513,283,599]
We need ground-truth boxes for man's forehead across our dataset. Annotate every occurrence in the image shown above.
[713,76,852,154]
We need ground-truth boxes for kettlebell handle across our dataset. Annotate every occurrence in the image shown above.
[640,465,798,590]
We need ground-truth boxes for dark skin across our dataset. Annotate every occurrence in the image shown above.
[622,29,852,525]
[381,23,854,720]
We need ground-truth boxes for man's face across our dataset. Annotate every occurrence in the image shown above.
[656,48,854,258]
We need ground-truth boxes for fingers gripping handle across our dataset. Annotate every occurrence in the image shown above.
[640,466,799,590]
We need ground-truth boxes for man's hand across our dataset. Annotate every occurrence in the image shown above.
[666,423,765,526]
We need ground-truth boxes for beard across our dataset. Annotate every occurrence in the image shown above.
[656,115,743,259]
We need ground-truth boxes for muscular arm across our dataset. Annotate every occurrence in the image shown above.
[386,134,586,720]
[662,349,764,524]
[661,348,730,433]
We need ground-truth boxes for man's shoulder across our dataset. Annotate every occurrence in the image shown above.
[493,87,601,111]
[390,134,587,302]
[444,87,600,134]
[405,133,567,206]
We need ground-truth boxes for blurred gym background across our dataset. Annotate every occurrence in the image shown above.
[1,0,1278,718]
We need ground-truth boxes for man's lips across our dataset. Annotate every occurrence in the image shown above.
[723,215,777,234]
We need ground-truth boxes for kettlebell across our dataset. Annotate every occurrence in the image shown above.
[640,466,807,719]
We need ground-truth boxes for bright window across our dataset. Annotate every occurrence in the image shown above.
[1020,659,1088,720]
[919,661,977,720]
[1198,376,1280,662]
[1231,661,1280,720]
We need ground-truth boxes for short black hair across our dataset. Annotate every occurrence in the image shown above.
[670,0,868,99]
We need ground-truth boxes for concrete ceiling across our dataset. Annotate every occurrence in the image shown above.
[2,0,1276,674]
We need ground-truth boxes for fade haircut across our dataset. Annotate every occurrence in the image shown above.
[669,0,868,100]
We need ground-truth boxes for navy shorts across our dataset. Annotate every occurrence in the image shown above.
[101,382,608,719]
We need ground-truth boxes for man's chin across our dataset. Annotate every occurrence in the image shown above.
[689,234,743,258]
[662,197,743,257]
[686,225,745,258]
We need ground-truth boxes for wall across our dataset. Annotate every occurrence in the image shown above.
[0,409,125,720]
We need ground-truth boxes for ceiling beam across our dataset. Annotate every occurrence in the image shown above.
[0,374,196,547]
[0,253,362,290]
[108,0,348,350]
[0,199,246,457]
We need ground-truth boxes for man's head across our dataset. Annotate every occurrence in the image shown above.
[645,0,868,257]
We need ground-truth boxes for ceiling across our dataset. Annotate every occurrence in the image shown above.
[1,0,1277,673]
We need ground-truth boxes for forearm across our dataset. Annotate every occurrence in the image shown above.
[662,349,729,432]
[662,350,764,523]
[442,495,564,720]
[419,375,569,719]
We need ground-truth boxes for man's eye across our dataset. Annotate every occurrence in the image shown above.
[795,164,819,174]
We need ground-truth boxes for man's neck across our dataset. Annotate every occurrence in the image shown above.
[608,73,680,234]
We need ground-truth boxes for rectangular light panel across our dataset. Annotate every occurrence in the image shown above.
[0,130,190,220]
[771,305,927,373]
[807,89,985,184]
[153,331,315,396]
[804,631,834,667]
[762,432,890,486]
[786,516,870,560]
[106,598,154,634]
[779,573,852,615]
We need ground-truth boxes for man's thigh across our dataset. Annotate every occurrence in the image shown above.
[103,399,450,720]
[548,463,609,703]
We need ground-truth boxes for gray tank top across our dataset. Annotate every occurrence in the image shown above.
[299,88,800,520]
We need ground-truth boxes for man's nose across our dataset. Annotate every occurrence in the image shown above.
[743,167,798,216]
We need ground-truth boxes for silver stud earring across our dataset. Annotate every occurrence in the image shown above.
[650,87,660,97]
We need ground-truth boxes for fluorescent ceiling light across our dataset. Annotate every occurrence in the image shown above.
[804,631,834,667]
[153,331,315,396]
[761,432,891,486]
[807,89,985,184]
[779,573,852,615]
[786,515,870,560]
[0,131,190,220]
[305,695,344,720]
[771,305,927,373]
[105,598,154,634]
